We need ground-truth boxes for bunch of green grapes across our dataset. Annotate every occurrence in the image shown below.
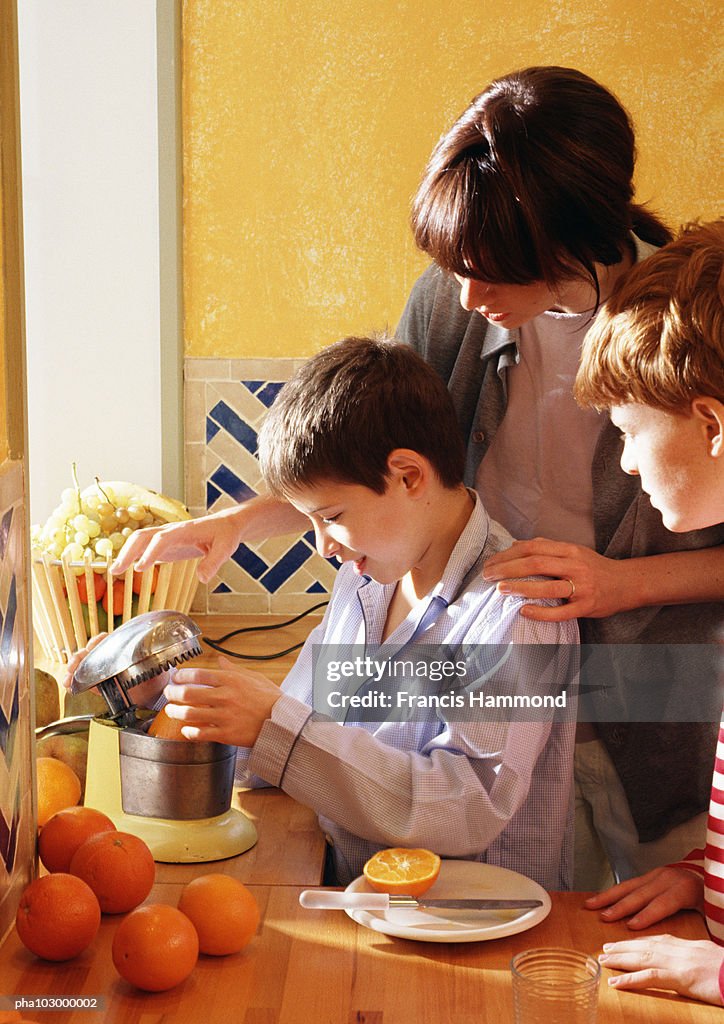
[31,476,174,571]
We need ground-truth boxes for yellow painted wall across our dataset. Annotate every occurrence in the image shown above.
[182,0,723,359]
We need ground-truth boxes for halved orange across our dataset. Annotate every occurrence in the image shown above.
[147,705,186,740]
[363,847,441,897]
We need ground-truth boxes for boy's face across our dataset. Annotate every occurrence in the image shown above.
[610,402,723,532]
[285,477,429,585]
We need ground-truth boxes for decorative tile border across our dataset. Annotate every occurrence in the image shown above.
[185,358,338,615]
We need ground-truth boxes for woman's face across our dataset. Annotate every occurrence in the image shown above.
[453,275,568,329]
[452,258,617,328]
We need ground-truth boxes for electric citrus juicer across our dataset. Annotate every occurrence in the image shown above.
[63,609,257,863]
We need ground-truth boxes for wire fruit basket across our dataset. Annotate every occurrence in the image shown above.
[32,550,201,663]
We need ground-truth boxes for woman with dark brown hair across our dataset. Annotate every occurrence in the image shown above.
[397,65,723,890]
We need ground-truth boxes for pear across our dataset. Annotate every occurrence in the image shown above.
[63,687,108,718]
[34,668,61,727]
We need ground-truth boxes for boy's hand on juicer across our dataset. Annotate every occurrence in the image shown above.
[162,657,282,747]
[62,633,109,691]
[62,632,169,709]
[129,668,173,708]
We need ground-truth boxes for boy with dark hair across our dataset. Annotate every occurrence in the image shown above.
[162,335,579,889]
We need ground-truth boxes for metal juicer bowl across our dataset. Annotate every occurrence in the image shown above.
[119,724,236,820]
[71,608,237,821]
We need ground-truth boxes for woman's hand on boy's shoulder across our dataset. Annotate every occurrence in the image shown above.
[482,538,635,620]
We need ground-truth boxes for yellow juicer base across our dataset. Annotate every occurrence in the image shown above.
[84,716,258,864]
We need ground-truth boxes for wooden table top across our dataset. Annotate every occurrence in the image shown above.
[10,614,720,1021]
[191,612,324,686]
[2,884,719,1023]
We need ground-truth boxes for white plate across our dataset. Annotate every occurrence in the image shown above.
[345,860,551,943]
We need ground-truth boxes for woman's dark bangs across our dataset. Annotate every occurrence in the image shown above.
[414,164,539,284]
[412,170,469,277]
[460,218,540,285]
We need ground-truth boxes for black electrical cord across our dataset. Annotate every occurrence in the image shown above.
[201,600,329,661]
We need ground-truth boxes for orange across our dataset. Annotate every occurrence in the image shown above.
[38,806,116,873]
[363,847,441,897]
[69,830,155,914]
[147,704,186,740]
[101,579,126,615]
[35,757,81,827]
[178,873,260,955]
[132,566,158,594]
[112,904,198,991]
[15,873,100,961]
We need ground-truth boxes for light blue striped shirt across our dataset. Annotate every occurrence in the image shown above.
[241,494,579,889]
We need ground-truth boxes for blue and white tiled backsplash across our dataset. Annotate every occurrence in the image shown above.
[185,358,338,614]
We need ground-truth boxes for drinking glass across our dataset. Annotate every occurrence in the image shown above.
[511,947,600,1023]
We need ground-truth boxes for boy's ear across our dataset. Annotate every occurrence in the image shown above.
[386,449,428,493]
[691,397,724,458]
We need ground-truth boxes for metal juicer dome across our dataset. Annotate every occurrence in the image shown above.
[71,610,202,722]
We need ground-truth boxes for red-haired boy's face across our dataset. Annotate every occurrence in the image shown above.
[611,402,724,532]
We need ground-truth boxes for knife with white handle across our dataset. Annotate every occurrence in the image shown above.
[299,890,543,912]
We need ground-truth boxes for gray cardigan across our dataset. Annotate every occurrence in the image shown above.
[397,264,724,842]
